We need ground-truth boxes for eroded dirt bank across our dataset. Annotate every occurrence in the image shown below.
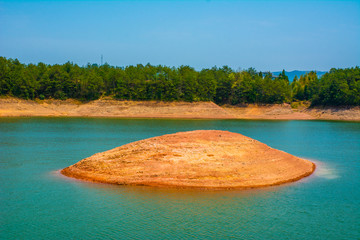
[0,97,359,121]
[223,104,360,121]
[0,97,232,119]
[61,130,316,189]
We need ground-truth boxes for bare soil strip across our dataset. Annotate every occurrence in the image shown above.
[0,97,359,121]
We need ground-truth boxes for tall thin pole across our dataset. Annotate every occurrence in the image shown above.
[101,54,103,66]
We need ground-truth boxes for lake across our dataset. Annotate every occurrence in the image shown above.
[1,118,359,239]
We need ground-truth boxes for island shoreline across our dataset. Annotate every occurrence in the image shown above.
[60,164,316,190]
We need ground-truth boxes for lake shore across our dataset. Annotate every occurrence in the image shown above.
[0,97,359,121]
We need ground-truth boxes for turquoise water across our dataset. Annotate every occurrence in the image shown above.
[1,118,359,239]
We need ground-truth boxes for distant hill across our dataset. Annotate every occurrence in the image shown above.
[272,70,327,81]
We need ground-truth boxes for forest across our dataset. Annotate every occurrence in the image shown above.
[0,57,359,106]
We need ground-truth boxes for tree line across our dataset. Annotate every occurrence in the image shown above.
[0,57,359,106]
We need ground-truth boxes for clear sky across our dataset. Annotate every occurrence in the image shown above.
[0,0,359,71]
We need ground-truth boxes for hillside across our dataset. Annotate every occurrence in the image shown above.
[272,70,327,81]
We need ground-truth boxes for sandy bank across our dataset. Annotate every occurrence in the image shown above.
[0,97,232,119]
[0,97,359,121]
[223,104,360,121]
[61,130,315,189]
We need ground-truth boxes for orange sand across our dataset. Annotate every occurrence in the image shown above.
[1,97,358,121]
[61,130,316,189]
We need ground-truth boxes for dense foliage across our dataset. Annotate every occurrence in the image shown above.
[0,57,359,106]
[291,67,360,106]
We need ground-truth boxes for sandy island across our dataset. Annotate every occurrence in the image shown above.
[61,130,316,189]
[1,97,359,121]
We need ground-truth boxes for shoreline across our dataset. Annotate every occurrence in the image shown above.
[0,97,359,121]
[60,163,316,190]
[57,166,315,192]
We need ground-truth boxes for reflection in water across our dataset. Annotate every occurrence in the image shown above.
[52,169,291,239]
[53,169,283,202]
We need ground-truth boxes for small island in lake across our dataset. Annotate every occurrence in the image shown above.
[61,130,315,189]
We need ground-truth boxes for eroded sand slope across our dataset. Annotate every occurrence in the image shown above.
[0,98,232,119]
[1,98,359,120]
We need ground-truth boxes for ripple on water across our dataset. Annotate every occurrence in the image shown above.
[311,160,340,180]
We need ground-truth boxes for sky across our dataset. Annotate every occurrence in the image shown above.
[0,0,359,71]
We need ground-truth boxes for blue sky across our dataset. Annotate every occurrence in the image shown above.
[0,0,359,71]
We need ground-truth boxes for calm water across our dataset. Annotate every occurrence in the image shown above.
[1,118,359,239]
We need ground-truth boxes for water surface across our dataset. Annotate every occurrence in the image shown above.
[1,118,359,239]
